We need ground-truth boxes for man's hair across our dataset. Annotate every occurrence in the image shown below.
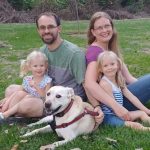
[36,12,61,28]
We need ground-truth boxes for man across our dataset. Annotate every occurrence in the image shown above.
[36,12,86,100]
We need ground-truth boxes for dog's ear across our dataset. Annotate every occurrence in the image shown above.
[66,87,75,100]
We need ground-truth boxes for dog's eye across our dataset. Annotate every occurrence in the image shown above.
[56,94,61,98]
[47,92,50,96]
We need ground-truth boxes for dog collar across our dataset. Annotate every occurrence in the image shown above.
[55,99,74,117]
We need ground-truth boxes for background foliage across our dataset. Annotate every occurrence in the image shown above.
[7,0,150,13]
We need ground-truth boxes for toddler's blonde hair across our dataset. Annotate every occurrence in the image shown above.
[97,51,125,89]
[20,51,48,77]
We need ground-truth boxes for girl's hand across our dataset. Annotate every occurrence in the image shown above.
[114,104,131,121]
[29,80,36,87]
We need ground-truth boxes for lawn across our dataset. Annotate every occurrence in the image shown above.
[0,18,150,150]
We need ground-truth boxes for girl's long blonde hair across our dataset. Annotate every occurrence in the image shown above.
[20,51,48,77]
[97,51,125,89]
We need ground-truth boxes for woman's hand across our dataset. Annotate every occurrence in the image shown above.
[94,106,104,125]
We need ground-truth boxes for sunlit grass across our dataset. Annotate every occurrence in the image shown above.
[0,19,150,150]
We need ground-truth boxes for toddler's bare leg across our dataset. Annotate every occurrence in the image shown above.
[8,91,28,109]
[5,84,22,97]
[2,97,43,118]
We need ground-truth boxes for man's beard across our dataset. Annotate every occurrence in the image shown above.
[41,33,58,45]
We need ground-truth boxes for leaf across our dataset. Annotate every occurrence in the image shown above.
[11,144,19,150]
[105,137,117,143]
[4,130,8,134]
[20,139,28,143]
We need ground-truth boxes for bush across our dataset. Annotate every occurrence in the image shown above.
[8,0,35,10]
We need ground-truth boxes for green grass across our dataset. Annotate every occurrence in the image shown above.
[0,19,150,150]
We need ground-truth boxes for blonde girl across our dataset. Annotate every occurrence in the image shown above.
[0,51,52,120]
[97,51,150,130]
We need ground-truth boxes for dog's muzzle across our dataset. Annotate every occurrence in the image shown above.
[45,102,51,109]
[44,102,52,114]
[45,102,62,115]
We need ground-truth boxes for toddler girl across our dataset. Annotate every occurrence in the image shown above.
[0,51,52,120]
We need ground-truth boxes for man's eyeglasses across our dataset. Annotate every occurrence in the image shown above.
[39,25,58,31]
[94,24,112,31]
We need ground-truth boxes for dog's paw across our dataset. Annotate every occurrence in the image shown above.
[40,144,55,150]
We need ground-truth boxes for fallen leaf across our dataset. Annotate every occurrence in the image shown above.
[105,137,117,142]
[11,144,19,150]
[20,139,28,143]
[4,130,8,134]
[70,148,81,150]
[82,135,88,140]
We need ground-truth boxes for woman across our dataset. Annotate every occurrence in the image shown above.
[84,11,150,121]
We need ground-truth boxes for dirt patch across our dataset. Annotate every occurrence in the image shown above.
[0,41,12,48]
[141,48,150,54]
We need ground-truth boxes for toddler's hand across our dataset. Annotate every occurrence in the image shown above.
[29,80,35,87]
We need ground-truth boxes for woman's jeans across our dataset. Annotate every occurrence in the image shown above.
[123,74,150,111]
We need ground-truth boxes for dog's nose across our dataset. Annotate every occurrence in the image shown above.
[45,102,51,109]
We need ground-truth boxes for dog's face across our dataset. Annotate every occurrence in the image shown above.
[45,86,75,115]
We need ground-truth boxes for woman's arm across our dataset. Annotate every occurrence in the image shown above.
[122,63,137,84]
[122,87,150,115]
[84,61,131,120]
[83,83,104,125]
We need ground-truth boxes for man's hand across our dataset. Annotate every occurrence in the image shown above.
[94,106,104,125]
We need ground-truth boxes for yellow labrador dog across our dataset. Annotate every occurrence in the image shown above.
[21,86,99,150]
